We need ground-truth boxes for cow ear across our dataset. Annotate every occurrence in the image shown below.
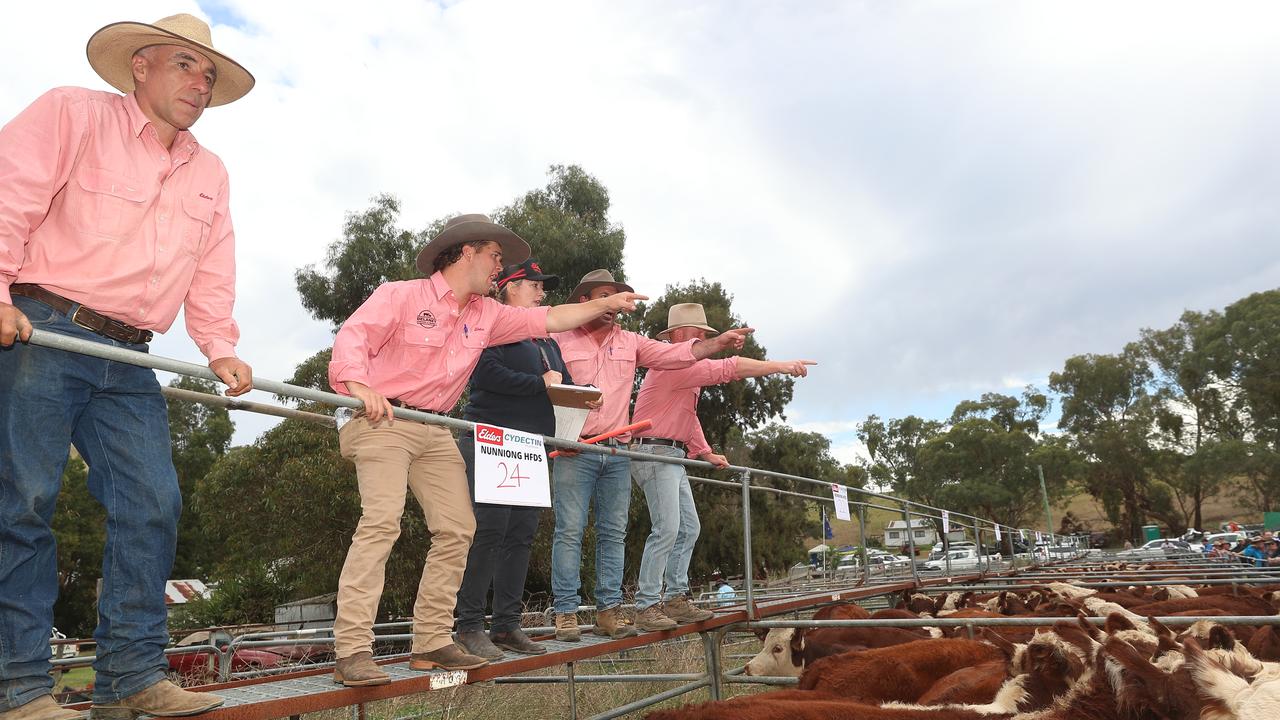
[960,591,974,608]
[1077,613,1102,641]
[1152,588,1169,601]
[982,628,1017,660]
[1148,616,1174,640]
[1208,625,1236,651]
[790,628,807,654]
[753,627,769,641]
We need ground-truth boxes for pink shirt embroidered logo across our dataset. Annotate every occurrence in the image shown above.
[476,425,504,445]
[416,310,437,328]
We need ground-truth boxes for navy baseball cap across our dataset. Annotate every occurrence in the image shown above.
[497,259,560,291]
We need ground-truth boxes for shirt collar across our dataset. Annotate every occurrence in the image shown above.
[123,92,201,158]
[427,271,482,306]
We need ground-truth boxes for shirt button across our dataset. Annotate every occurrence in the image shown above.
[158,214,167,222]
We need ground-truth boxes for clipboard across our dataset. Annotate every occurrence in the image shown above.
[546,383,602,409]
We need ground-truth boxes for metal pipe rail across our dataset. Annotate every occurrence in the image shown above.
[745,615,1280,629]
[29,328,1059,544]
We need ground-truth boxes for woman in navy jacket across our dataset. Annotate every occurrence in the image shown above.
[454,259,574,657]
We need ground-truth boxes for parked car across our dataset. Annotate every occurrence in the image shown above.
[920,547,1001,572]
[1116,538,1193,558]
[1194,532,1246,552]
[166,629,332,682]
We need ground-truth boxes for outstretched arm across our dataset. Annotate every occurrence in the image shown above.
[691,327,753,359]
[545,292,648,332]
[734,357,817,379]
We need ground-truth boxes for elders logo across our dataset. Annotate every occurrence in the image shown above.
[476,425,504,445]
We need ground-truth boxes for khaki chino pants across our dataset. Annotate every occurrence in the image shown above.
[334,418,476,657]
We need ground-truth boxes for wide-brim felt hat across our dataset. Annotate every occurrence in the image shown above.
[567,269,633,302]
[415,214,531,274]
[87,13,255,107]
[657,303,720,341]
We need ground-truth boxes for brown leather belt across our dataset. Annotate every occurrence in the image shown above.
[388,398,430,413]
[9,284,153,344]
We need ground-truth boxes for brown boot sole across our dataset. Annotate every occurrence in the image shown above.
[331,671,391,687]
[409,657,489,671]
[555,631,581,642]
[494,641,548,655]
[90,700,224,719]
[593,627,638,638]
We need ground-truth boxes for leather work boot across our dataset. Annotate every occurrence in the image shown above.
[332,651,391,687]
[663,595,714,624]
[409,643,489,671]
[456,630,504,660]
[0,695,79,720]
[592,606,638,639]
[90,680,222,718]
[491,628,547,655]
[555,613,581,642]
[635,604,678,632]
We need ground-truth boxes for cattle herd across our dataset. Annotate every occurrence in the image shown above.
[646,566,1280,720]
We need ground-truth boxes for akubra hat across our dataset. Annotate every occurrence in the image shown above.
[87,14,255,107]
[657,303,720,341]
[567,269,634,303]
[415,214,531,275]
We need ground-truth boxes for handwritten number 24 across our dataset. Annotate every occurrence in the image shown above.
[496,462,528,488]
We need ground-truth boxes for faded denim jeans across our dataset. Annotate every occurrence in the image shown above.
[0,295,178,709]
[631,445,700,609]
[550,451,631,615]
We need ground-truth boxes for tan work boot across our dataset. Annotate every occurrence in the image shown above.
[90,680,222,718]
[592,605,638,639]
[663,595,714,623]
[1,695,79,720]
[332,651,391,687]
[635,604,678,632]
[555,613,581,642]
[409,643,488,671]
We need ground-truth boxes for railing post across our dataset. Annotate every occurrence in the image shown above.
[568,660,578,719]
[702,630,724,701]
[975,520,986,572]
[740,470,756,619]
[856,503,870,586]
[902,506,920,586]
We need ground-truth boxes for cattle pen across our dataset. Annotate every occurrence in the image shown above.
[31,329,1280,720]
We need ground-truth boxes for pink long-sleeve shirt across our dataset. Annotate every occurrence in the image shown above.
[552,324,699,441]
[632,357,741,459]
[329,273,551,412]
[0,87,240,360]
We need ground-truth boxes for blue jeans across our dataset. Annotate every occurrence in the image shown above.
[0,296,179,709]
[631,445,700,609]
[550,451,630,614]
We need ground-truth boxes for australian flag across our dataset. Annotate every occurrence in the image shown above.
[823,508,833,540]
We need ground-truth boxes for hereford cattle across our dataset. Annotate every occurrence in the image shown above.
[1129,593,1277,617]
[1183,637,1280,720]
[813,603,872,620]
[1248,625,1280,662]
[797,638,1004,702]
[745,625,925,677]
[914,662,1006,705]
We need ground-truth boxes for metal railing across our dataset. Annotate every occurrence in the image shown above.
[26,328,1162,718]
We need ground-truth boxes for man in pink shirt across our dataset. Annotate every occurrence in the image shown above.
[549,271,752,641]
[628,303,814,631]
[0,14,254,720]
[327,219,645,685]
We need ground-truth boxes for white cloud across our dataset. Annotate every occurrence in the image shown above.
[3,0,1278,459]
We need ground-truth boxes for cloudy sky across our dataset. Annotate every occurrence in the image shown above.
[4,1,1278,464]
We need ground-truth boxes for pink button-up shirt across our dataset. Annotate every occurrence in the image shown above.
[632,357,740,459]
[329,273,551,411]
[552,324,698,441]
[0,88,240,360]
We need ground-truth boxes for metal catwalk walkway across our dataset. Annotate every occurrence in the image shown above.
[63,579,924,719]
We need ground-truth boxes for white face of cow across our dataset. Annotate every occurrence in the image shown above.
[745,629,803,677]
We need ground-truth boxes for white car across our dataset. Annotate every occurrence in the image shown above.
[1116,538,1193,558]
[921,548,1001,572]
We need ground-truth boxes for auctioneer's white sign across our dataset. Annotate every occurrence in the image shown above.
[472,424,550,507]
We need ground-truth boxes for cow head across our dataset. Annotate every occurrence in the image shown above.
[744,628,806,677]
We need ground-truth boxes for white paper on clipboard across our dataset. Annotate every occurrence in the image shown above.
[548,384,602,441]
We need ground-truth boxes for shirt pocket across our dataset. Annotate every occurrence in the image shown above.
[179,195,215,257]
[402,326,446,350]
[71,167,150,239]
[608,346,637,382]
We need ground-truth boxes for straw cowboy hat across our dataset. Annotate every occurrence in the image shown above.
[87,14,255,107]
[415,214,531,274]
[657,303,720,341]
[567,269,634,302]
